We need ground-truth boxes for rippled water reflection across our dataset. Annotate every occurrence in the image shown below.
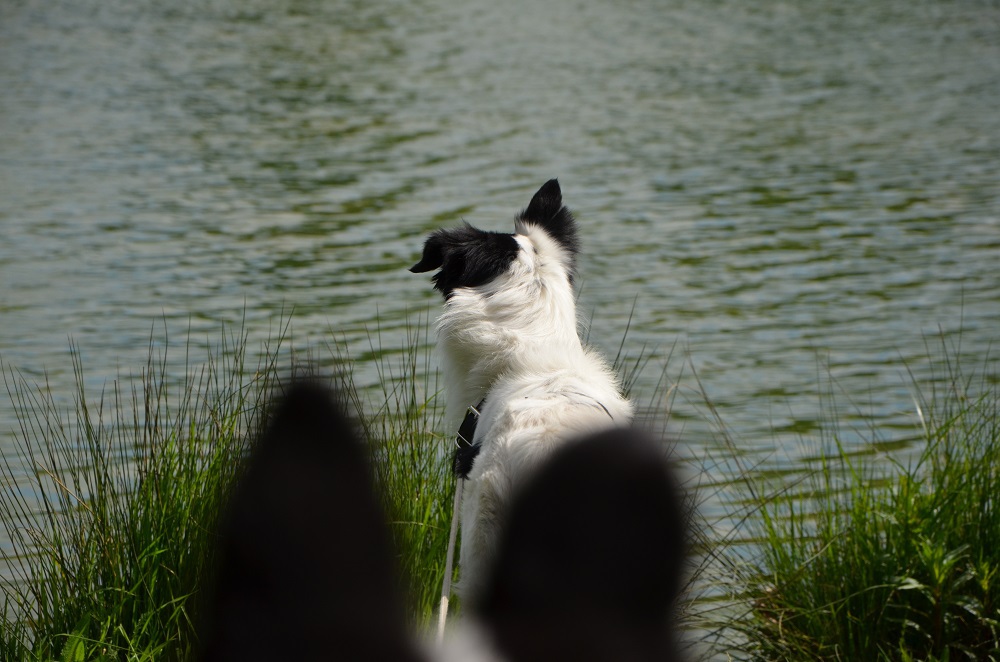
[1,0,998,514]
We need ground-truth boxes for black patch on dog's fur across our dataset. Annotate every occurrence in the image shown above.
[409,224,520,298]
[410,180,582,296]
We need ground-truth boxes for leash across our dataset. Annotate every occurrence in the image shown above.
[437,475,463,644]
[436,401,483,644]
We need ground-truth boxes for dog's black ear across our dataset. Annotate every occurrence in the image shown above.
[198,381,424,662]
[475,428,688,662]
[517,179,580,263]
[410,232,445,273]
[522,179,563,224]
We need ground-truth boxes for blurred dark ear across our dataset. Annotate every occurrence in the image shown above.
[198,381,424,662]
[410,232,445,273]
[475,428,688,662]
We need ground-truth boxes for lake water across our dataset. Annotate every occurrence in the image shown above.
[1,0,998,537]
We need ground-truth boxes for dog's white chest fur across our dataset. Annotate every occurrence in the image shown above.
[411,179,634,603]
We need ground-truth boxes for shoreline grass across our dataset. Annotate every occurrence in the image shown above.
[0,319,996,660]
[0,319,457,660]
[708,341,1000,660]
[0,326,282,660]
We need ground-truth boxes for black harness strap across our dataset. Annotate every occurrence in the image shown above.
[453,399,485,479]
[452,394,613,479]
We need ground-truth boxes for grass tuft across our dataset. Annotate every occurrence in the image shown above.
[0,324,281,660]
[716,339,1000,661]
[337,316,455,626]
[0,317,456,659]
[2,314,996,662]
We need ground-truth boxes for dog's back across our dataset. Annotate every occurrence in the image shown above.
[457,359,634,600]
[411,180,635,603]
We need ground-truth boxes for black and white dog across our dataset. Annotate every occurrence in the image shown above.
[410,180,635,603]
[199,182,686,660]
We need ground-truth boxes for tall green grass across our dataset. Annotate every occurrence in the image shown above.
[0,327,283,661]
[340,318,455,625]
[0,319,456,660]
[2,315,997,661]
[0,313,662,658]
[716,345,1000,661]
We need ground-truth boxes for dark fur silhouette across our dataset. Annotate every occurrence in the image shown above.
[475,429,688,662]
[199,382,687,662]
[198,382,423,662]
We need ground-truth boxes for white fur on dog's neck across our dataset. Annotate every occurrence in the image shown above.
[437,224,582,428]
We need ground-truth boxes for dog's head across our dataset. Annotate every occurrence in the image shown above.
[409,179,579,298]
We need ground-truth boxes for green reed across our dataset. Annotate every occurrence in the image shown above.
[3,314,995,661]
[712,340,1000,661]
[0,317,458,660]
[0,312,664,658]
[0,324,283,661]
[340,316,454,625]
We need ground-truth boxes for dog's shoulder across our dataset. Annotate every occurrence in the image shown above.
[470,372,633,479]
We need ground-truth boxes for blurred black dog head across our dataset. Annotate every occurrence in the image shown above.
[475,428,688,662]
[199,382,687,662]
[197,382,421,662]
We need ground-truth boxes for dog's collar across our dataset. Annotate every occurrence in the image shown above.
[457,393,615,444]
